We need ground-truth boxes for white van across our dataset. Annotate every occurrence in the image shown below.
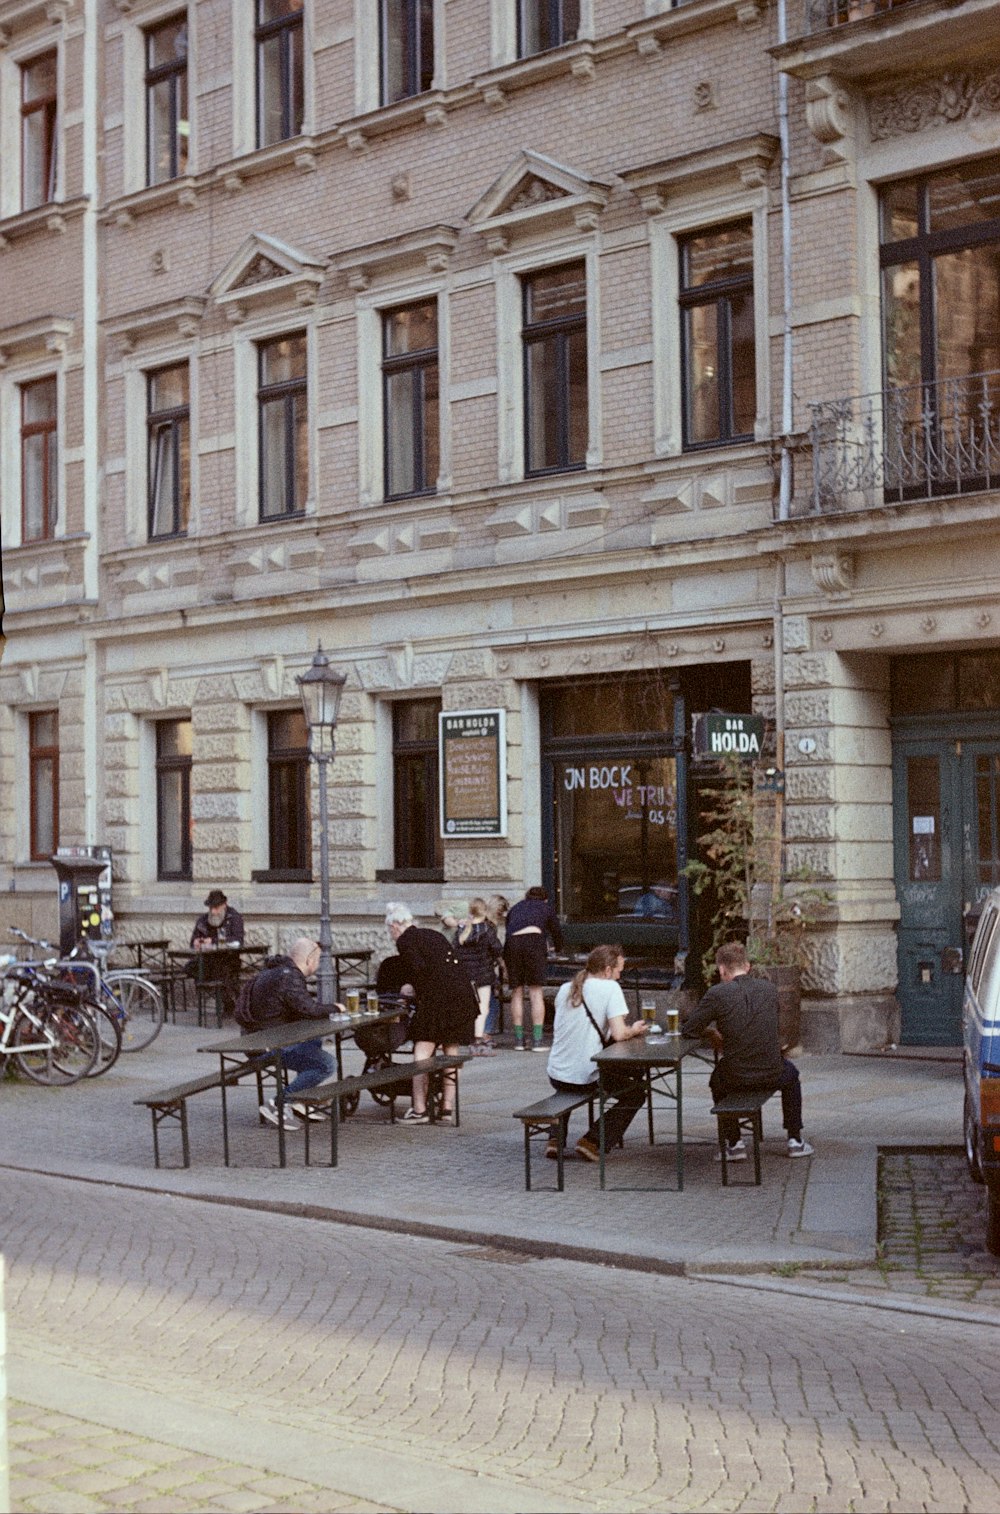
[963,888,1000,1254]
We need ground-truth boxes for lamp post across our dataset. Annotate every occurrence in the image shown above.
[296,644,347,1009]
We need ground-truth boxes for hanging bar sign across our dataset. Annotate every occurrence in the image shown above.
[440,710,507,837]
[692,712,766,760]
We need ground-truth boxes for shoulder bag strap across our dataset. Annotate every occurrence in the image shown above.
[580,989,612,1049]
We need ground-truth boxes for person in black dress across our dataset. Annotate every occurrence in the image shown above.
[385,901,478,1123]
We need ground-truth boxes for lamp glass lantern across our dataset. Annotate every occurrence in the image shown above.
[297,646,347,759]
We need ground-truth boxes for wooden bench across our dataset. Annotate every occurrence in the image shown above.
[294,1054,469,1167]
[134,1062,270,1169]
[512,1091,596,1192]
[710,1088,776,1186]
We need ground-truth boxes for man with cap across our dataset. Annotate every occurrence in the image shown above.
[188,890,246,1017]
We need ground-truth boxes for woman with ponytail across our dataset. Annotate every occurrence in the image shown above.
[546,944,648,1164]
[453,897,503,1055]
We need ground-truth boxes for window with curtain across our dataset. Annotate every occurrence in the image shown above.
[20,376,57,542]
[145,16,188,185]
[257,0,304,146]
[522,262,588,476]
[380,0,433,105]
[517,0,580,57]
[156,719,192,880]
[679,220,756,449]
[20,52,57,210]
[147,364,190,538]
[258,333,308,519]
[29,711,59,860]
[383,301,438,499]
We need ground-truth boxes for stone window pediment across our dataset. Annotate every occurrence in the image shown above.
[102,296,205,354]
[467,150,610,253]
[334,224,460,292]
[0,313,73,364]
[209,232,326,317]
[620,133,780,214]
[0,0,74,43]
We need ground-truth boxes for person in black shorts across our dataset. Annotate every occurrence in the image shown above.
[503,887,564,1051]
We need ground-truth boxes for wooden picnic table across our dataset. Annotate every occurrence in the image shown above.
[168,943,269,1024]
[592,1034,709,1192]
[199,1003,410,1167]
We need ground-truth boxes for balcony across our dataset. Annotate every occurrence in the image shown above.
[800,370,1000,516]
[805,0,916,34]
[774,0,999,86]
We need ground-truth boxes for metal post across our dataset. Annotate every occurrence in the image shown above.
[315,748,334,1011]
[0,1254,8,1514]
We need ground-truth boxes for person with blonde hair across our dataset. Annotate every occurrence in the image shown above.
[385,902,478,1123]
[546,944,648,1163]
[452,898,503,1055]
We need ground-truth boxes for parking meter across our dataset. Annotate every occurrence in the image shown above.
[50,846,113,956]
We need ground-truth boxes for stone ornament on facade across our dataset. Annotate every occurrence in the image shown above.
[810,551,854,595]
[869,67,1000,139]
[921,616,937,635]
[805,74,854,164]
[466,149,610,252]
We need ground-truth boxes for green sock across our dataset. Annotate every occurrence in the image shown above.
[532,1024,544,1045]
[514,1026,524,1044]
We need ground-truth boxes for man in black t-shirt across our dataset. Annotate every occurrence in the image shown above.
[684,942,813,1162]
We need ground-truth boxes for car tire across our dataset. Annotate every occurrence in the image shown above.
[965,1089,985,1184]
[987,1185,1000,1258]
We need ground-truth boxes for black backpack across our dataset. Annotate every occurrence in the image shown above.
[234,974,258,1031]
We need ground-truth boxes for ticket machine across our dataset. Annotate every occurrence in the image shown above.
[50,846,113,956]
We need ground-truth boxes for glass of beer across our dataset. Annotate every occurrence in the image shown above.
[666,1007,681,1036]
[640,998,657,1024]
[365,989,379,1016]
[346,989,361,1017]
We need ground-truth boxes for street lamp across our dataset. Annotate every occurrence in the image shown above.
[296,643,347,1009]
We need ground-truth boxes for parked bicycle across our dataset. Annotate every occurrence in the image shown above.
[9,928,164,1052]
[0,960,100,1084]
[1,948,121,1076]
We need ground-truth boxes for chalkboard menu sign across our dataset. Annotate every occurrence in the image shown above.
[439,710,507,837]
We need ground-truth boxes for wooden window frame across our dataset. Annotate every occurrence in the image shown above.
[257,333,307,521]
[382,300,438,501]
[20,50,57,211]
[516,0,580,57]
[145,15,188,186]
[28,711,59,861]
[387,699,443,880]
[522,261,587,477]
[20,376,57,543]
[255,0,304,147]
[262,710,312,880]
[679,219,756,451]
[147,363,190,540]
[379,0,433,106]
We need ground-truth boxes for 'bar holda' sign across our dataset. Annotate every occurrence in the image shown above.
[439,709,507,837]
[692,712,766,760]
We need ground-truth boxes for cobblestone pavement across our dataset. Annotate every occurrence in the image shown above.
[4,1168,1000,1513]
[767,1148,1000,1311]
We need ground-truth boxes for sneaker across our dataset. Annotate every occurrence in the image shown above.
[545,1138,569,1161]
[291,1101,329,1123]
[513,1039,527,1051]
[401,1107,430,1124]
[575,1136,600,1163]
[787,1137,814,1158]
[474,1039,497,1057]
[714,1140,748,1163]
[260,1099,298,1132]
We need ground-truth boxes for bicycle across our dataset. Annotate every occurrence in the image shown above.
[1,949,122,1076]
[0,961,100,1084]
[10,928,164,1053]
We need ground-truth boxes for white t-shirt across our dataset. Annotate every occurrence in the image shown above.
[546,976,629,1086]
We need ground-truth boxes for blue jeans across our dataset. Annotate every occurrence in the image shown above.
[484,985,501,1036]
[280,1039,335,1099]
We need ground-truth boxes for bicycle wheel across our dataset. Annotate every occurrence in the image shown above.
[104,972,164,1051]
[85,997,123,1076]
[11,1002,99,1085]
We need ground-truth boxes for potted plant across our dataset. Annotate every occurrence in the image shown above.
[684,753,825,1050]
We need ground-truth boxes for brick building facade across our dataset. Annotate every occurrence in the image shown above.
[2,0,999,1050]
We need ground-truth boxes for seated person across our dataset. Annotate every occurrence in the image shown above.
[633,882,676,920]
[241,937,340,1130]
[546,943,648,1163]
[188,890,245,1016]
[683,941,813,1162]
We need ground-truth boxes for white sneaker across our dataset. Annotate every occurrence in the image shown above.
[787,1137,814,1158]
[291,1100,329,1123]
[401,1107,429,1124]
[260,1099,298,1132]
[714,1139,747,1163]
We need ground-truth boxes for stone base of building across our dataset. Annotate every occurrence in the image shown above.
[799,994,901,1055]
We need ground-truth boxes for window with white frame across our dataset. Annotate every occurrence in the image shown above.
[28,710,58,860]
[383,300,438,499]
[147,362,190,538]
[258,333,307,519]
[522,261,588,476]
[145,15,188,186]
[518,0,580,56]
[20,51,57,210]
[257,0,304,146]
[20,375,57,542]
[155,717,192,880]
[679,220,756,449]
[381,0,433,105]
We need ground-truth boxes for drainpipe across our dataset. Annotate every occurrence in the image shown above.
[82,0,100,840]
[776,0,794,522]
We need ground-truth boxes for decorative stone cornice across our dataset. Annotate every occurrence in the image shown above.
[334,224,460,290]
[102,296,206,353]
[869,65,1000,139]
[805,74,855,164]
[0,313,74,366]
[810,550,854,595]
[620,133,779,213]
[0,196,89,250]
[0,0,73,43]
[209,232,326,313]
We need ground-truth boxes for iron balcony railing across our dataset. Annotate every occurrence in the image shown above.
[805,0,916,32]
[805,370,1000,515]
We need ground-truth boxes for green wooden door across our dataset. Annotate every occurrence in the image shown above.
[893,730,1000,1044]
